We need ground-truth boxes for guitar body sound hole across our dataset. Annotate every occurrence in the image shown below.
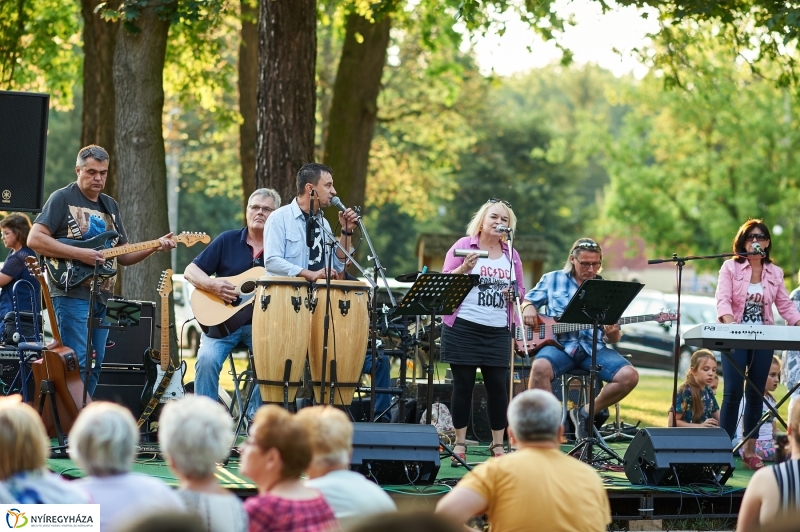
[239,280,256,294]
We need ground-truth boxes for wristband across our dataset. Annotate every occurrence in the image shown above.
[341,229,354,236]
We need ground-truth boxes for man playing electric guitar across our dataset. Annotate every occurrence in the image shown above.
[184,188,281,421]
[522,238,639,440]
[28,145,176,396]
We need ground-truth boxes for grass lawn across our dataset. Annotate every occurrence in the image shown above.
[181,355,793,431]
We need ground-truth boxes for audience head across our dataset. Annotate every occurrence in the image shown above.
[0,213,32,249]
[506,389,562,443]
[710,373,719,394]
[115,510,203,532]
[0,395,48,480]
[69,401,139,476]
[767,356,782,396]
[241,405,311,485]
[681,349,717,420]
[295,406,352,476]
[349,511,462,532]
[159,395,234,480]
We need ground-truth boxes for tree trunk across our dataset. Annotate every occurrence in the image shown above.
[239,0,258,211]
[322,11,391,223]
[81,0,118,199]
[255,0,316,203]
[113,6,177,358]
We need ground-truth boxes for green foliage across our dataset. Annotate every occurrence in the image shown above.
[597,27,800,273]
[0,0,81,109]
[100,0,224,33]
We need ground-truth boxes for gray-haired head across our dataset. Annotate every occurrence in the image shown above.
[158,395,234,479]
[507,389,562,443]
[76,145,110,168]
[68,402,139,476]
[249,188,281,209]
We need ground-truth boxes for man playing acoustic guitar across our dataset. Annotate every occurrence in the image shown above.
[28,145,176,396]
[184,188,282,420]
[522,238,639,441]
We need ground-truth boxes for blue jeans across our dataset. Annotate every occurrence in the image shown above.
[720,348,774,440]
[51,296,108,397]
[536,345,631,383]
[363,348,391,420]
[194,325,261,419]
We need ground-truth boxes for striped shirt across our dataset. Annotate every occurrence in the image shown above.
[773,459,800,513]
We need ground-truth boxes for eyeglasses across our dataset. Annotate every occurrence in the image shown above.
[575,260,602,269]
[248,205,275,213]
[488,198,512,208]
[746,233,768,242]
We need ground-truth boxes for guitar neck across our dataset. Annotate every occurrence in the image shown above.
[102,238,165,259]
[550,314,661,335]
[160,293,170,371]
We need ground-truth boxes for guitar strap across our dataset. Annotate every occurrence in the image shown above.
[137,361,175,428]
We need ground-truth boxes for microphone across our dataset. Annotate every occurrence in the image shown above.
[496,224,512,233]
[330,196,347,212]
[306,191,316,249]
[753,242,766,257]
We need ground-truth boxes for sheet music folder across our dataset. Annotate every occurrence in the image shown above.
[394,273,479,316]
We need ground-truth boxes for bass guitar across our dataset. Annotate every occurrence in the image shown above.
[45,231,210,290]
[140,269,185,425]
[515,311,677,355]
[26,256,88,437]
[189,266,265,327]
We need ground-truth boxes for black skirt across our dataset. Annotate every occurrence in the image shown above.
[440,317,511,367]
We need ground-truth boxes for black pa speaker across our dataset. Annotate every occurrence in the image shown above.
[0,90,48,212]
[104,301,156,366]
[0,348,39,400]
[624,427,734,486]
[350,423,440,485]
[93,365,146,418]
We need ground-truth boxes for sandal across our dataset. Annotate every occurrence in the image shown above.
[450,442,467,467]
[742,455,765,470]
[489,443,506,457]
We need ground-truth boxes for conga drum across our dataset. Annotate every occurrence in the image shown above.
[309,280,370,405]
[251,276,312,403]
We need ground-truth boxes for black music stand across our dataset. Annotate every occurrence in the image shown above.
[561,279,643,466]
[394,273,478,469]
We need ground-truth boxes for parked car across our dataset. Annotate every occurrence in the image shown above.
[172,273,202,357]
[613,289,721,374]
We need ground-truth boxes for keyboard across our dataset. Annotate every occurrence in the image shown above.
[684,323,800,351]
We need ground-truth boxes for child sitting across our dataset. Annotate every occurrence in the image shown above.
[734,355,781,462]
[668,349,720,427]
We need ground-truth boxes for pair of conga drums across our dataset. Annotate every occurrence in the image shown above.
[251,276,370,405]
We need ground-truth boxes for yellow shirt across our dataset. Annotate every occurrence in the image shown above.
[458,447,611,532]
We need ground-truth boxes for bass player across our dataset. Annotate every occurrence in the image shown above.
[522,237,639,440]
[28,145,176,396]
[184,188,281,421]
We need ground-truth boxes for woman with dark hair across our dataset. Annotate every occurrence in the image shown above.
[0,213,39,319]
[716,218,800,470]
[440,198,524,463]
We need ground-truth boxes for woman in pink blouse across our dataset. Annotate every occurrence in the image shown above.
[715,219,800,470]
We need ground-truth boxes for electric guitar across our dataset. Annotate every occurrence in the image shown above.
[140,269,185,422]
[189,266,265,327]
[45,231,210,290]
[26,256,88,437]
[515,311,677,355]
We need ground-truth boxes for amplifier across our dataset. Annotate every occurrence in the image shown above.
[93,365,146,418]
[104,301,156,366]
[0,348,40,400]
[350,423,440,485]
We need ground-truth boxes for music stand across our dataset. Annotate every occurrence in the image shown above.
[560,279,643,466]
[394,273,478,468]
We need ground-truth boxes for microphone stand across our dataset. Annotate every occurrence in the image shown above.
[648,250,761,428]
[505,229,529,423]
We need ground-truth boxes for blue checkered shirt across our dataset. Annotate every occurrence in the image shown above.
[524,269,606,356]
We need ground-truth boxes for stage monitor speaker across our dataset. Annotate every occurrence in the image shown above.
[0,90,48,212]
[104,301,156,366]
[350,423,440,485]
[0,349,39,400]
[624,427,734,486]
[93,365,146,418]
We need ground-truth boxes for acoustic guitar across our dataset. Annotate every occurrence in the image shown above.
[189,266,265,327]
[26,256,88,437]
[44,231,210,290]
[515,311,677,355]
[140,269,185,419]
